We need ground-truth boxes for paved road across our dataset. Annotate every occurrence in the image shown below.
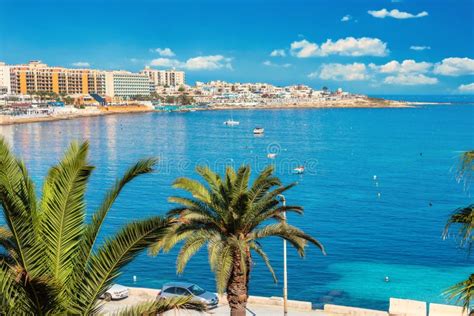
[100,296,327,315]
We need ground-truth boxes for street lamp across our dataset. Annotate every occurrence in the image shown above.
[277,194,288,316]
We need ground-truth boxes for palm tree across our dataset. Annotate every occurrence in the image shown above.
[151,165,325,316]
[0,137,201,315]
[444,150,474,311]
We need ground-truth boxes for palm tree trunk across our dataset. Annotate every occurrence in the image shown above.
[226,251,250,316]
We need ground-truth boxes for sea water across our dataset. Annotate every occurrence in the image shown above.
[0,98,473,310]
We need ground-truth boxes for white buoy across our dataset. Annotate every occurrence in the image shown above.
[133,275,137,283]
[385,276,389,282]
[375,182,379,187]
[373,175,377,181]
[377,192,381,198]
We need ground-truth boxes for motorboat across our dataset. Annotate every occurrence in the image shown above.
[267,153,277,159]
[293,166,305,174]
[224,119,240,126]
[253,127,264,134]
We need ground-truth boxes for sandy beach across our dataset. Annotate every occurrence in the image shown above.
[0,105,154,125]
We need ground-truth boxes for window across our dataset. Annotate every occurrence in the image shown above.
[188,284,205,296]
[175,287,190,296]
[163,287,176,294]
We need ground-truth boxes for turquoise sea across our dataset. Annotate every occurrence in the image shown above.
[0,96,473,310]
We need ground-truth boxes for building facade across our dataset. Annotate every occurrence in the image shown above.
[141,67,185,89]
[0,62,11,94]
[9,61,106,95]
[104,71,151,99]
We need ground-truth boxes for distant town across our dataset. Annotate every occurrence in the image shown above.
[0,60,407,124]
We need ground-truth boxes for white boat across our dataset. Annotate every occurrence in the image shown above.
[267,153,277,159]
[253,127,264,134]
[224,119,240,126]
[293,166,305,174]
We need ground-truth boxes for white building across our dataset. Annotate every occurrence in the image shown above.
[0,62,11,94]
[141,67,185,89]
[105,71,151,99]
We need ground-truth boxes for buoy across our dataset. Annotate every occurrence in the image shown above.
[133,275,137,283]
[377,192,381,198]
[385,276,389,282]
[373,175,377,181]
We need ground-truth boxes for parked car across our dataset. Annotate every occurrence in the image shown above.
[159,282,219,308]
[100,284,129,301]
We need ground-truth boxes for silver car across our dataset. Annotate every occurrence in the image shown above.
[159,282,219,308]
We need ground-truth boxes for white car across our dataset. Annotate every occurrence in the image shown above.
[100,284,129,301]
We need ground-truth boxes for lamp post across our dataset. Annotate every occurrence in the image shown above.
[277,194,288,316]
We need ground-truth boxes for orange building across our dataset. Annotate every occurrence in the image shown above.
[9,61,106,95]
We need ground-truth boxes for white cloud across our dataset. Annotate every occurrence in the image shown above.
[263,60,291,68]
[433,57,474,76]
[410,45,431,51]
[290,40,321,58]
[368,8,428,19]
[311,63,369,81]
[185,55,233,70]
[151,47,175,57]
[149,58,182,68]
[384,74,438,85]
[321,37,388,57]
[270,49,286,57]
[341,15,352,22]
[71,61,90,67]
[458,83,474,92]
[150,55,232,71]
[290,37,388,58]
[370,59,432,74]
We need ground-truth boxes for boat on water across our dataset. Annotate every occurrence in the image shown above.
[267,153,277,159]
[253,127,264,134]
[293,166,305,174]
[224,119,240,126]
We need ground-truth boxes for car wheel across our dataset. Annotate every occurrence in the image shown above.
[104,293,112,302]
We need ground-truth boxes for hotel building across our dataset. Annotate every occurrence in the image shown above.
[104,71,151,99]
[141,67,185,89]
[9,61,105,95]
[0,62,11,94]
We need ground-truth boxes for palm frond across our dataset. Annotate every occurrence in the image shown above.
[249,242,277,282]
[113,296,205,316]
[172,177,211,203]
[75,216,171,314]
[444,274,474,311]
[444,205,474,248]
[40,141,93,287]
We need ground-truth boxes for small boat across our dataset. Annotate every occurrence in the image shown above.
[224,119,240,126]
[253,127,264,134]
[267,153,277,159]
[293,166,305,174]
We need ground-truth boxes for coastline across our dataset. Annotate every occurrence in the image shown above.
[0,98,447,126]
[0,105,154,126]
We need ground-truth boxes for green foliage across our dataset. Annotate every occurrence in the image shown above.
[151,165,325,294]
[444,150,474,310]
[0,138,188,315]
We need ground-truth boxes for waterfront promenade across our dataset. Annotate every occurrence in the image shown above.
[100,287,467,316]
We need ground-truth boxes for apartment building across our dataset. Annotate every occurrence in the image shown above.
[9,61,105,95]
[141,67,185,89]
[0,62,11,94]
[104,71,151,99]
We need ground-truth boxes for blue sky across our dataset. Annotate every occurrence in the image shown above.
[1,0,473,94]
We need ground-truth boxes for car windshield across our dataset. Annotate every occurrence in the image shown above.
[188,284,205,296]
